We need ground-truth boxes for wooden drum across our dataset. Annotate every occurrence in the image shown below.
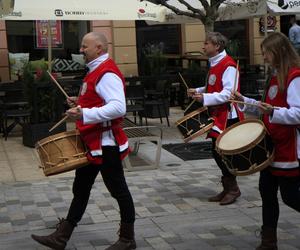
[175,107,214,143]
[216,119,274,176]
[36,130,89,176]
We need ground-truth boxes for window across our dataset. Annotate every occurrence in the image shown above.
[214,19,249,58]
[135,21,181,75]
[6,20,89,60]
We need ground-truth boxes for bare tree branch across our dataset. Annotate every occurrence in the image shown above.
[146,0,235,31]
[159,0,206,20]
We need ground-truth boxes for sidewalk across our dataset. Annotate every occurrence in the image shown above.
[0,108,299,250]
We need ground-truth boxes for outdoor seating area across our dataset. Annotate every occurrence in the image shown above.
[0,66,267,144]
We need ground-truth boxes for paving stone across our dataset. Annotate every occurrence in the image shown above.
[0,112,300,249]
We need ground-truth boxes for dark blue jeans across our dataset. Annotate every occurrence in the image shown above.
[66,146,135,226]
[259,166,300,228]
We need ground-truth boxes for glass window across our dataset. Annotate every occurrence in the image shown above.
[6,20,89,60]
[135,20,181,75]
[136,21,181,55]
[214,19,249,58]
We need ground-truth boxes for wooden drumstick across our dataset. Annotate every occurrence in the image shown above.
[184,99,196,113]
[47,70,70,99]
[178,72,189,89]
[228,99,280,110]
[49,115,68,132]
[233,60,239,91]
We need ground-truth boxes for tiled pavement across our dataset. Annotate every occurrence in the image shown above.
[0,108,299,250]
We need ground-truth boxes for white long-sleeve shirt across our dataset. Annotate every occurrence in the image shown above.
[196,50,238,119]
[239,77,300,158]
[81,53,126,146]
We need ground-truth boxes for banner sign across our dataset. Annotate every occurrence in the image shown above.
[35,20,62,48]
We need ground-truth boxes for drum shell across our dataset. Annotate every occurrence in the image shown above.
[216,119,274,176]
[36,130,89,176]
[175,107,213,143]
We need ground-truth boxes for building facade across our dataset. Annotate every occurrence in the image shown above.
[0,17,280,83]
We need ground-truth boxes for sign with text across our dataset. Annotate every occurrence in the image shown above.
[35,20,62,49]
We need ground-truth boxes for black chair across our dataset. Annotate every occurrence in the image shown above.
[143,80,170,127]
[125,84,147,126]
[0,89,31,140]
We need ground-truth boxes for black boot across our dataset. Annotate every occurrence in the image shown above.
[105,222,136,250]
[256,226,278,250]
[208,176,227,202]
[31,218,74,250]
[219,176,241,205]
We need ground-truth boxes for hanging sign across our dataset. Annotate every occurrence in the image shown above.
[35,20,62,49]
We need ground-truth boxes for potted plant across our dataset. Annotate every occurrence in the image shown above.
[22,60,66,147]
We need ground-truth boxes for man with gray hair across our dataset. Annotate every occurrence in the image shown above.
[31,32,136,250]
[187,31,244,205]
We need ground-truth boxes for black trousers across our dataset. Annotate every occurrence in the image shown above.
[66,146,135,226]
[211,118,239,177]
[259,167,300,228]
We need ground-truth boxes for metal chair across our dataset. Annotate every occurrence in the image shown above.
[0,89,31,140]
[125,84,148,126]
[143,80,170,127]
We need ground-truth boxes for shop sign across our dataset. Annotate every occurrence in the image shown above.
[35,20,63,49]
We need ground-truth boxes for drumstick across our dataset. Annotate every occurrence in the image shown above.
[184,100,196,113]
[47,70,70,99]
[178,72,189,89]
[233,60,239,91]
[49,115,68,132]
[229,99,280,110]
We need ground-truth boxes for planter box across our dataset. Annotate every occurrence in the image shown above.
[22,122,66,148]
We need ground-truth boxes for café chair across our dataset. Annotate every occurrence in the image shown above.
[126,84,148,126]
[0,90,31,140]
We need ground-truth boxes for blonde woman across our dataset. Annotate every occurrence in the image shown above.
[232,32,300,250]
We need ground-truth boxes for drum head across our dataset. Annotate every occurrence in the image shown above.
[217,120,265,152]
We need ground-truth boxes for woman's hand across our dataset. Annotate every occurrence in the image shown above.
[67,96,78,108]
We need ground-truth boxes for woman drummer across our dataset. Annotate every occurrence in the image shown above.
[232,32,300,250]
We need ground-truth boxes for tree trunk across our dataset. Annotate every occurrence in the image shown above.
[204,21,214,33]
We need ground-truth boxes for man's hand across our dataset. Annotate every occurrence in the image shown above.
[230,91,244,102]
[187,88,197,97]
[66,105,83,120]
[259,102,274,115]
[67,96,78,108]
[193,93,203,103]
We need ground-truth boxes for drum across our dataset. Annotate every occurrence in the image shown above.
[175,107,214,143]
[36,130,89,176]
[216,119,274,176]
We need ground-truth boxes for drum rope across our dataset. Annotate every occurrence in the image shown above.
[50,135,66,165]
[36,141,51,169]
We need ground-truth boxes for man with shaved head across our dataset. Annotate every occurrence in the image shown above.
[31,32,136,250]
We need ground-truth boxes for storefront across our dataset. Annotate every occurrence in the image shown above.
[0,17,281,83]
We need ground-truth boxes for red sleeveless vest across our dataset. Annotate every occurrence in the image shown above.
[206,55,244,138]
[76,58,129,164]
[263,67,300,176]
